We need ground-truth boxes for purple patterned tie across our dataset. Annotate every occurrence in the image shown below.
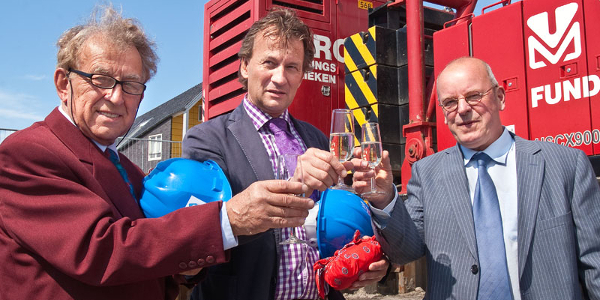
[268,118,319,201]
[268,118,303,155]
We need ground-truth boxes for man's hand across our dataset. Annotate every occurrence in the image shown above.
[351,148,395,209]
[296,148,352,193]
[348,257,390,289]
[227,180,314,236]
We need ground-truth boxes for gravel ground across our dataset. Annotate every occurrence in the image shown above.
[343,287,425,300]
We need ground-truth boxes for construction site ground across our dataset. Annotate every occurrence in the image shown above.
[343,287,425,300]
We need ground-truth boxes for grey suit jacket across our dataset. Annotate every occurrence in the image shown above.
[182,103,333,300]
[377,135,600,300]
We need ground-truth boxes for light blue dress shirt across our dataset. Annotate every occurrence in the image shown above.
[460,128,519,299]
[371,128,519,299]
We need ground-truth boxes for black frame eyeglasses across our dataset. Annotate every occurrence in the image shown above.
[439,85,497,112]
[68,69,146,95]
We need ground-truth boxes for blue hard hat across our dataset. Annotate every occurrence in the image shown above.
[140,158,232,218]
[317,189,374,258]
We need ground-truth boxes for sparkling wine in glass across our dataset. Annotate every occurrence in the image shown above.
[361,122,385,196]
[276,154,307,245]
[329,109,354,191]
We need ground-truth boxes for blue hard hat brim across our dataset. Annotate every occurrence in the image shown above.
[316,189,374,258]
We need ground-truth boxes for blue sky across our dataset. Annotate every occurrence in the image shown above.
[0,1,209,130]
[0,0,501,130]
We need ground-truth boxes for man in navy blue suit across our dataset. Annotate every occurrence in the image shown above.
[184,8,389,300]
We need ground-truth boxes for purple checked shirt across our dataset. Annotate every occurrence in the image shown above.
[243,97,319,300]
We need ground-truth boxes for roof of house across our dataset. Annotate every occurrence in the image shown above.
[121,83,202,142]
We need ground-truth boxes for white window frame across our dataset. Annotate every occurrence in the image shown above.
[199,103,203,122]
[148,134,162,161]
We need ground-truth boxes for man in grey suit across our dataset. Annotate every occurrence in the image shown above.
[183,9,388,300]
[354,57,600,300]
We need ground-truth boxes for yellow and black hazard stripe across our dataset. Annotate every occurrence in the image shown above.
[350,104,379,146]
[344,27,378,74]
[345,64,380,145]
[344,26,398,74]
[345,65,378,110]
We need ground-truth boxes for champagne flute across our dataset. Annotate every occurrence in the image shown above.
[329,109,355,191]
[276,153,307,245]
[361,122,385,196]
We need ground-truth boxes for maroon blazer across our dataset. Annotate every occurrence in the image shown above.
[0,108,228,300]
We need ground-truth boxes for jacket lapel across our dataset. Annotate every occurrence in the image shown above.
[444,145,478,259]
[94,151,145,219]
[514,137,544,278]
[46,108,144,219]
[227,105,275,181]
[291,116,321,149]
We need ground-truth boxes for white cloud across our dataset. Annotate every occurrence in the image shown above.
[22,74,47,81]
[0,108,44,121]
[0,89,39,107]
[0,89,48,128]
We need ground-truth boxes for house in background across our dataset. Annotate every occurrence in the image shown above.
[118,83,202,173]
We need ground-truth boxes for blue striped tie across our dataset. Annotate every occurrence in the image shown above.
[107,149,137,201]
[472,152,512,300]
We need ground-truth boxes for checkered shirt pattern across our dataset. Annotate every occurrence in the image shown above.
[243,98,319,300]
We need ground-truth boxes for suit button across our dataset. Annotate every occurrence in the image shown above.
[197,258,205,266]
[188,261,197,268]
[206,256,215,264]
[179,262,188,269]
[471,264,479,274]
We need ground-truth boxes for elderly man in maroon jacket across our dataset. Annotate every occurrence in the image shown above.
[0,5,313,300]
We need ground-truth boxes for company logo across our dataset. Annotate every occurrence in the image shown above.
[305,34,344,84]
[185,195,206,207]
[527,2,581,69]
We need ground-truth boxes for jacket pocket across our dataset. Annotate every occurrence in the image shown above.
[537,212,572,232]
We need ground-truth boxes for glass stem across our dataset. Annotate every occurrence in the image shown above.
[370,167,376,191]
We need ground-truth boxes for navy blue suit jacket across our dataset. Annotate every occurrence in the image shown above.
[183,103,338,300]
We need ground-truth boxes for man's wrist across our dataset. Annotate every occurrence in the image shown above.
[369,184,398,229]
[220,202,239,250]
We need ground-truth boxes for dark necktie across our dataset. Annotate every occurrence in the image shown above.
[472,152,512,300]
[107,149,137,201]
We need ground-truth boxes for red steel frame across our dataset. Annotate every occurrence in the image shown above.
[396,0,477,194]
[202,0,387,136]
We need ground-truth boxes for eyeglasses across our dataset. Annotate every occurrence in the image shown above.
[68,69,146,95]
[439,85,497,112]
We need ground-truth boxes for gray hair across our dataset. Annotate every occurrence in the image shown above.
[56,4,158,81]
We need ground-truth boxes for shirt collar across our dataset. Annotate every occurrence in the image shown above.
[460,127,514,166]
[242,95,291,131]
[58,105,118,154]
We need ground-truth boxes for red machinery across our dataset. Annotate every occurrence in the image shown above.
[203,0,600,192]
[432,0,600,185]
[202,0,388,135]
[436,0,600,153]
